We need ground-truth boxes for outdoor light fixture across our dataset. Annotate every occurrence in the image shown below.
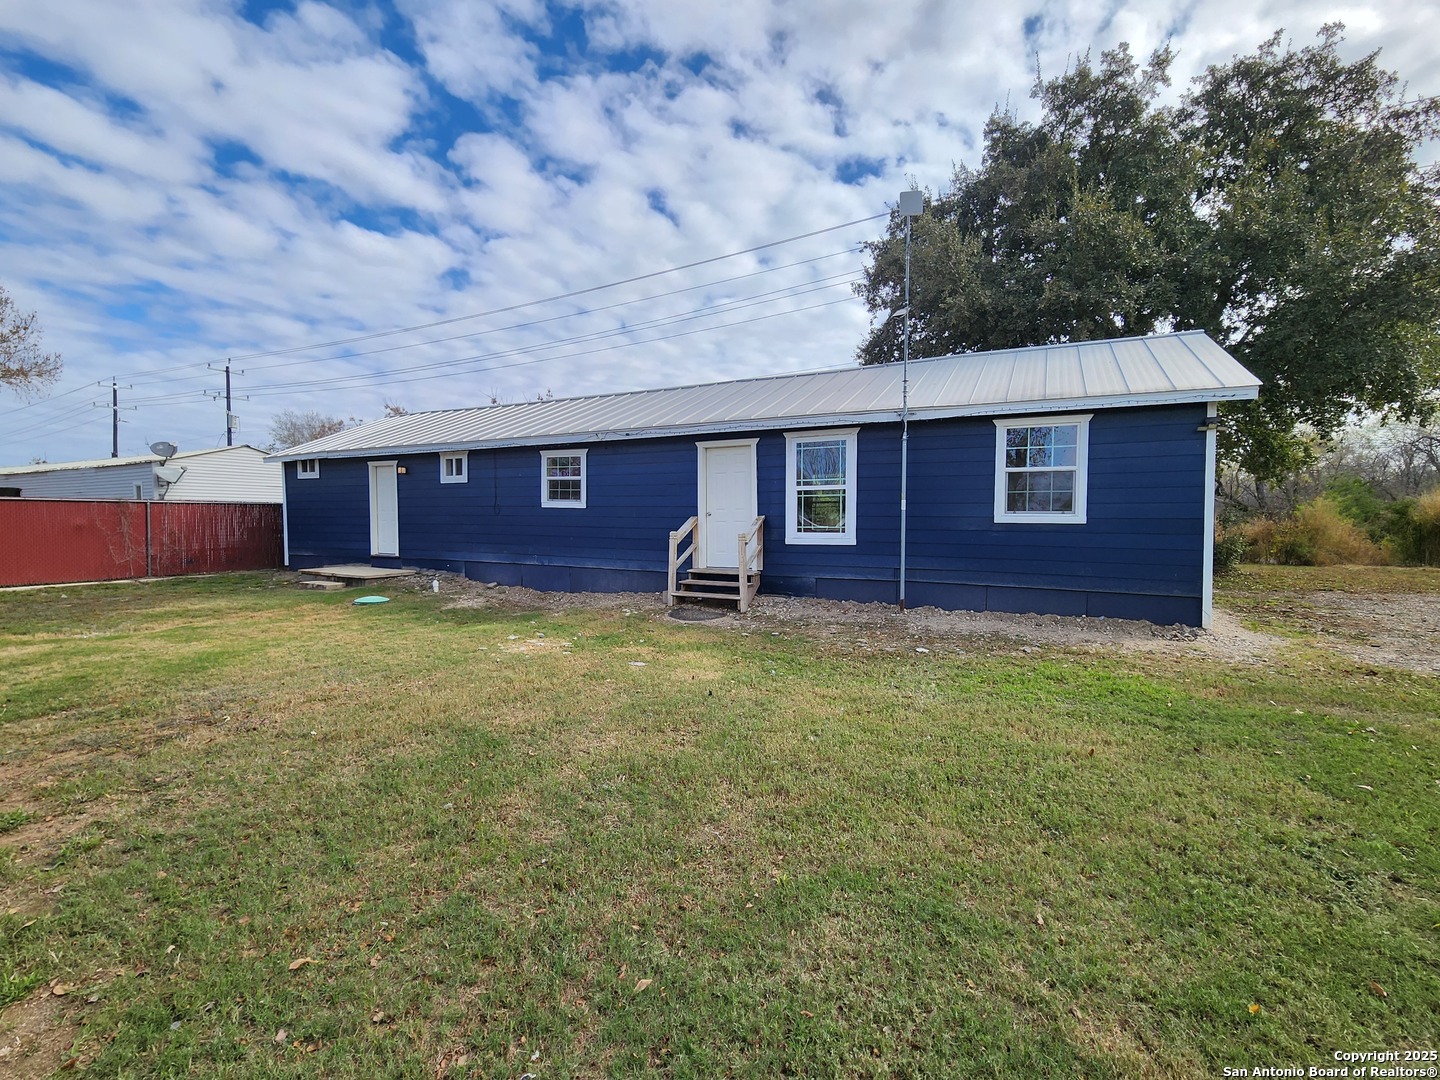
[897,189,923,612]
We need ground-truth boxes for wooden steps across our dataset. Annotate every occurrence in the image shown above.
[666,515,764,613]
[670,568,759,606]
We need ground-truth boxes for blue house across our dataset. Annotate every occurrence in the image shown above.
[270,331,1260,628]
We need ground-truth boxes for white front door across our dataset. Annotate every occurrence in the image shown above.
[699,441,757,569]
[369,461,399,556]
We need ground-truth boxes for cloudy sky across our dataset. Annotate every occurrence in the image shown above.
[1,0,1436,464]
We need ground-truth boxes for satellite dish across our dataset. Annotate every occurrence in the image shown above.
[154,465,186,485]
[149,441,178,459]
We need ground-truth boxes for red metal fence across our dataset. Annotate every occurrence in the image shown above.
[0,500,282,587]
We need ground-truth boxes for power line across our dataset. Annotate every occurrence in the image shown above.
[241,293,862,398]
[227,213,886,362]
[202,276,862,397]
[214,248,863,376]
[107,273,862,405]
[0,213,884,445]
[120,247,861,390]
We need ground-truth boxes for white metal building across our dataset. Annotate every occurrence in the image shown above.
[0,445,282,502]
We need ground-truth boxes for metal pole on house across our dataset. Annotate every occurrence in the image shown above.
[896,189,924,611]
[112,378,119,458]
[225,361,233,446]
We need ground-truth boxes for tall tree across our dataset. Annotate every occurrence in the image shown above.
[856,27,1440,478]
[1,284,62,396]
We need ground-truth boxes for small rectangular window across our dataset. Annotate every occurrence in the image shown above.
[540,449,587,508]
[440,452,468,484]
[993,415,1090,524]
[134,483,144,500]
[784,427,858,545]
[297,459,320,480]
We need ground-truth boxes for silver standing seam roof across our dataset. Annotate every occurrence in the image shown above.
[267,331,1260,461]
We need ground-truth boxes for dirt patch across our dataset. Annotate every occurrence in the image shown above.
[380,569,1440,675]
[1219,588,1440,675]
[0,990,82,1078]
[404,572,1281,661]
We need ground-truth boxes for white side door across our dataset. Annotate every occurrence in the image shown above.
[369,461,399,557]
[698,441,757,569]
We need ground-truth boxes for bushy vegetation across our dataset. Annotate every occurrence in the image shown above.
[1237,497,1386,566]
[1219,422,1440,567]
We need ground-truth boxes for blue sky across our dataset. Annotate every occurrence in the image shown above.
[2,0,1436,463]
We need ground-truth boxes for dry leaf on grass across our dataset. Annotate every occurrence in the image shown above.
[274,1029,288,1045]
[49,980,73,997]
[287,957,317,971]
[1248,1003,1261,1015]
[634,978,653,992]
[1369,981,1388,999]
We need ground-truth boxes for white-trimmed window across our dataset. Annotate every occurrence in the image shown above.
[440,452,468,484]
[540,449,587,508]
[784,427,858,545]
[297,459,320,479]
[993,414,1091,524]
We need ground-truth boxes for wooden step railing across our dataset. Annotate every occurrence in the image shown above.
[737,515,763,613]
[666,515,698,606]
[666,514,765,612]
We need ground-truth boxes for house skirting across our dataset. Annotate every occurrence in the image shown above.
[289,553,1200,626]
[779,575,1199,626]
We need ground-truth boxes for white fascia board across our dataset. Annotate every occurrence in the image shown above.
[266,385,1260,461]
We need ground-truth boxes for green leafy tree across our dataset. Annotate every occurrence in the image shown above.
[1,284,62,397]
[856,27,1440,478]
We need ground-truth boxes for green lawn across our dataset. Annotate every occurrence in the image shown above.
[1,574,1436,1077]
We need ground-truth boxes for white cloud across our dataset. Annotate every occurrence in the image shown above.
[0,0,1436,461]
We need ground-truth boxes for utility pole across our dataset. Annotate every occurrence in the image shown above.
[207,360,246,445]
[97,379,136,457]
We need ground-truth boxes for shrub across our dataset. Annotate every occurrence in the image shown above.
[1240,497,1386,566]
[1213,525,1250,574]
[1413,488,1440,566]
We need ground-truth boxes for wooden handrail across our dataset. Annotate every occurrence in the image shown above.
[666,515,698,606]
[736,515,764,613]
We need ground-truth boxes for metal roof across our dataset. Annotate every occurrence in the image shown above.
[0,445,266,475]
[268,331,1260,461]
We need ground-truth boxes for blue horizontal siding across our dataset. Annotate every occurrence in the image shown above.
[284,460,368,562]
[283,403,1212,624]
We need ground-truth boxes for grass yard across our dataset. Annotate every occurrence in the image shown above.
[1,573,1437,1077]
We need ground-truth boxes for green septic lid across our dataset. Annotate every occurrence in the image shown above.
[353,595,391,605]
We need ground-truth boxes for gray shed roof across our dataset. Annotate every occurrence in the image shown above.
[0,445,267,475]
[268,331,1260,461]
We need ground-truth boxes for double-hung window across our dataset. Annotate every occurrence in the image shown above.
[296,459,320,479]
[440,452,468,484]
[540,450,587,508]
[784,427,858,544]
[993,414,1090,524]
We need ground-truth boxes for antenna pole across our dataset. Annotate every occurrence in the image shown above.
[895,189,924,612]
[225,361,233,446]
[112,378,119,458]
